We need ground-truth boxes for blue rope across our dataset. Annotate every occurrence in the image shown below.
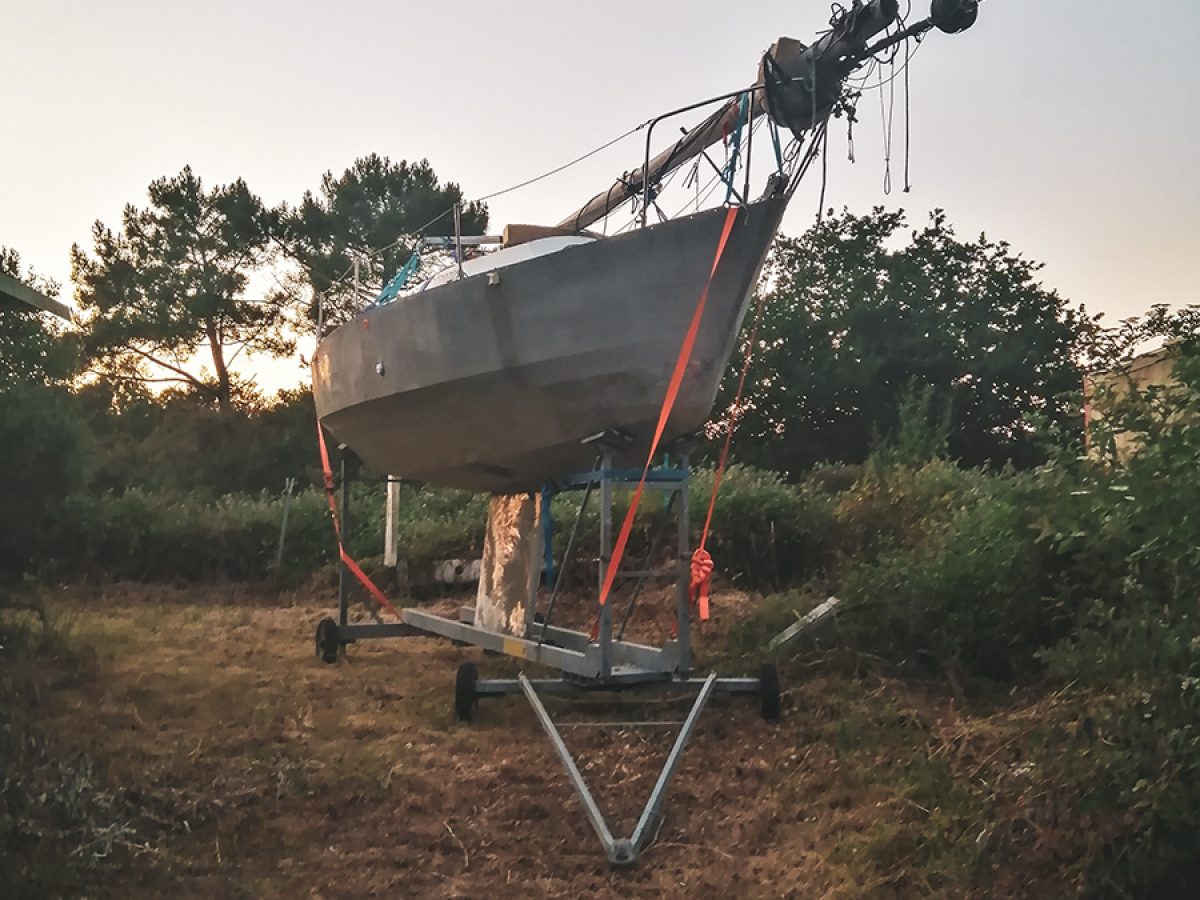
[372,250,422,306]
[722,92,749,205]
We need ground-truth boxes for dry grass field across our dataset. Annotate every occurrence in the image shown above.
[4,583,1075,898]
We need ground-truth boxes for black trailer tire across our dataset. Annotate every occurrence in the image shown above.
[455,661,479,722]
[759,661,782,721]
[316,617,340,664]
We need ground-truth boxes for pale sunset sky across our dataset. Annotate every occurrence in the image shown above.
[3,0,1197,386]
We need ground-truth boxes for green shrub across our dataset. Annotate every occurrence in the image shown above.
[832,457,998,561]
[40,480,488,584]
[78,383,324,497]
[1028,344,1200,895]
[501,463,837,593]
[838,472,1068,682]
[59,488,333,582]
[688,464,837,590]
[389,484,487,560]
[0,384,91,574]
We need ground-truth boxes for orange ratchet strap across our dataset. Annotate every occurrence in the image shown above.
[316,421,400,616]
[595,205,740,625]
[691,285,769,619]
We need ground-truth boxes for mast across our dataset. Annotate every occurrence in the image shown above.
[558,0,979,232]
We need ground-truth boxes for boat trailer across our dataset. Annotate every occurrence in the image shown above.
[314,435,779,866]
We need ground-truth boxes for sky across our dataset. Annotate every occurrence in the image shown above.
[3,0,1198,385]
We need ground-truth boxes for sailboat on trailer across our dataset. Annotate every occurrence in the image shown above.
[312,0,979,493]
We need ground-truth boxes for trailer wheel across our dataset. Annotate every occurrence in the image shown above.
[455,662,479,722]
[315,617,340,664]
[758,661,781,721]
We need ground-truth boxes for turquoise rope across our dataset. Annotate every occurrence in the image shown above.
[723,92,749,205]
[373,250,422,305]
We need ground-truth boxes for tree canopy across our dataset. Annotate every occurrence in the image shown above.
[723,208,1096,473]
[0,247,90,571]
[71,167,285,413]
[0,247,76,388]
[280,154,488,325]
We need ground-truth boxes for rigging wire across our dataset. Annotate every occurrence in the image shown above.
[317,20,928,311]
[845,58,878,90]
[817,123,830,220]
[624,145,695,231]
[852,34,924,93]
[785,121,827,202]
[613,116,770,234]
[320,203,457,298]
[878,39,897,195]
[345,117,648,269]
[474,120,649,204]
[902,25,913,192]
[314,119,651,302]
[893,0,914,193]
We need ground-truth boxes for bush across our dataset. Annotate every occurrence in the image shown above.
[832,457,998,561]
[38,480,489,584]
[0,384,91,574]
[388,484,487,560]
[1028,344,1200,895]
[539,463,837,593]
[838,470,1068,683]
[819,334,1200,894]
[689,464,837,590]
[58,488,333,582]
[78,386,323,497]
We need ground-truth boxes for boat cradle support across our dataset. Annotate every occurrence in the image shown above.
[320,442,706,686]
[314,445,780,866]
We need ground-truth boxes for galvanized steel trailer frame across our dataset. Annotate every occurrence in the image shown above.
[315,443,778,865]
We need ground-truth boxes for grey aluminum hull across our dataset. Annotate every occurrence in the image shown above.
[312,197,788,493]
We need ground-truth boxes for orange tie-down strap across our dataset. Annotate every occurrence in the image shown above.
[690,282,771,621]
[595,205,740,629]
[316,420,400,617]
[689,547,714,621]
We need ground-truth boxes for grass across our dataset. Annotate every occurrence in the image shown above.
[0,582,1128,897]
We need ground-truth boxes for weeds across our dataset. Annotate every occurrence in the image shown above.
[1,593,150,895]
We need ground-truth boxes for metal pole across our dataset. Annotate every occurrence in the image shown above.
[539,474,596,647]
[742,94,754,203]
[338,453,351,628]
[541,486,555,589]
[563,0,907,232]
[384,476,401,568]
[598,452,613,677]
[272,476,295,582]
[635,88,760,229]
[617,490,678,642]
[630,672,718,852]
[519,674,617,857]
[454,203,464,279]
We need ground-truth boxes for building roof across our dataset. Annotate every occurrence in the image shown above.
[0,270,71,320]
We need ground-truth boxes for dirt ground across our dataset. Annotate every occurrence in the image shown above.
[11,582,983,898]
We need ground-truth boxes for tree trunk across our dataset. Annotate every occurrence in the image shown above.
[206,320,231,414]
[475,493,542,637]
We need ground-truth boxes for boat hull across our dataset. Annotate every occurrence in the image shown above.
[313,197,788,493]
